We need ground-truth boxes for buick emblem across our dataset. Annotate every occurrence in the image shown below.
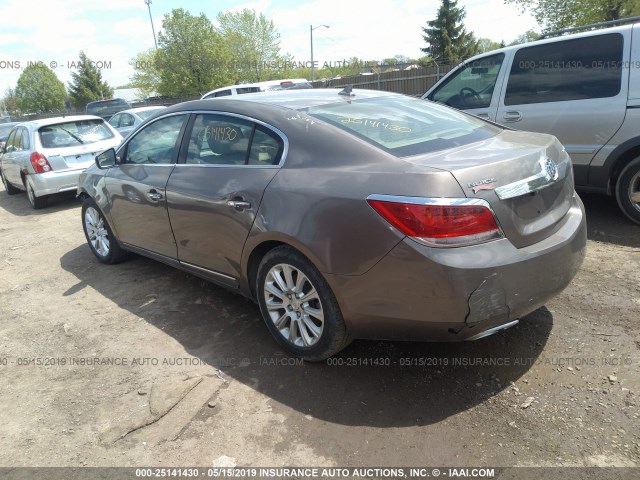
[543,158,558,181]
[467,177,496,193]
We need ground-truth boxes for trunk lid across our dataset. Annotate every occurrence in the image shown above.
[405,130,574,248]
[41,139,120,172]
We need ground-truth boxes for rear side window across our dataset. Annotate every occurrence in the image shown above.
[236,87,260,95]
[307,95,501,157]
[19,127,30,150]
[505,33,623,105]
[185,114,283,166]
[39,120,115,148]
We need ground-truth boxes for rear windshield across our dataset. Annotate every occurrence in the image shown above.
[86,100,130,117]
[39,120,115,148]
[305,95,501,156]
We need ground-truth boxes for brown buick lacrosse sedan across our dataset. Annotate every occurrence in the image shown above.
[78,89,586,360]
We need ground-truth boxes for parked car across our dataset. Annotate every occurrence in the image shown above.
[0,115,122,209]
[85,98,132,121]
[422,18,640,224]
[201,79,312,99]
[0,122,19,151]
[108,106,166,138]
[78,89,586,360]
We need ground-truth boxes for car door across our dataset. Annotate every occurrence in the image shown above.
[424,52,509,121]
[2,127,30,185]
[165,113,284,285]
[105,113,188,259]
[495,32,629,184]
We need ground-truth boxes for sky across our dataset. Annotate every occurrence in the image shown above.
[0,0,538,94]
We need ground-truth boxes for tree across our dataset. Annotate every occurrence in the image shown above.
[217,9,284,83]
[509,30,541,45]
[154,8,232,97]
[129,49,161,99]
[68,51,114,110]
[505,0,640,32]
[1,88,19,117]
[421,0,480,64]
[14,64,66,114]
[477,38,502,53]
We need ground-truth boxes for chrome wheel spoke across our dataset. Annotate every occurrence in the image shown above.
[631,191,640,203]
[85,207,110,257]
[263,262,325,349]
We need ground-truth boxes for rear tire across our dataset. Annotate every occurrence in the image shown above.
[1,168,21,195]
[615,158,640,225]
[26,181,47,209]
[81,197,128,264]
[256,246,349,361]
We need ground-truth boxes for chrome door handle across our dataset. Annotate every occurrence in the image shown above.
[146,190,163,201]
[502,111,522,122]
[226,200,251,209]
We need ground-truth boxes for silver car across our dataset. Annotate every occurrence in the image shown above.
[108,106,167,138]
[0,115,122,209]
[78,89,587,360]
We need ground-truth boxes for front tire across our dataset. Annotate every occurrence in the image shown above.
[81,197,127,264]
[615,158,640,225]
[256,246,348,361]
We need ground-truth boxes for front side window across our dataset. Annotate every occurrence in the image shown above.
[185,114,283,166]
[124,115,184,165]
[39,120,115,148]
[505,33,623,105]
[307,95,501,157]
[214,90,232,97]
[12,129,23,151]
[5,130,17,151]
[430,54,505,109]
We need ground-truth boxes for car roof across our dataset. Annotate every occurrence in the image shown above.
[15,115,106,128]
[118,106,167,115]
[178,88,402,114]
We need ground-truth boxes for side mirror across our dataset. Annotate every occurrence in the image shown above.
[96,148,117,169]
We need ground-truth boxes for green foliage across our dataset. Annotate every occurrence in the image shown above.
[15,64,66,114]
[421,0,480,64]
[477,38,502,53]
[1,88,19,117]
[505,0,640,32]
[155,8,232,97]
[68,51,113,110]
[217,9,283,83]
[508,30,541,45]
[129,49,161,99]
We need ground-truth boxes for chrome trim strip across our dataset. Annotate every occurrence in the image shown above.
[466,319,519,341]
[366,194,494,208]
[494,156,563,200]
[179,261,237,282]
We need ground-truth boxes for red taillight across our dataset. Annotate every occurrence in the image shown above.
[367,198,502,247]
[30,152,52,174]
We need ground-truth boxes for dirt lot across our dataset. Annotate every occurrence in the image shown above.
[0,184,639,477]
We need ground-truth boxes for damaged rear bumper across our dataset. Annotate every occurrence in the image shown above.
[329,194,587,342]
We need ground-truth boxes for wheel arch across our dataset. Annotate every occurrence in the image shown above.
[596,136,640,193]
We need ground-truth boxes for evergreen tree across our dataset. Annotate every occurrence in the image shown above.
[421,0,479,64]
[68,51,114,110]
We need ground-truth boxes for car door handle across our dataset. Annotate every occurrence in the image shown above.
[146,189,163,201]
[475,112,490,120]
[226,200,251,210]
[502,111,522,122]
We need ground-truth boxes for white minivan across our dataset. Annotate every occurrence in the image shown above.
[422,18,640,224]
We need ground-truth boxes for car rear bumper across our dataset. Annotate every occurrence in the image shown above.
[27,168,87,196]
[329,193,587,342]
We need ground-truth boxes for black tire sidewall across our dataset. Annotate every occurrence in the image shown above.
[256,247,346,361]
[616,158,640,224]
